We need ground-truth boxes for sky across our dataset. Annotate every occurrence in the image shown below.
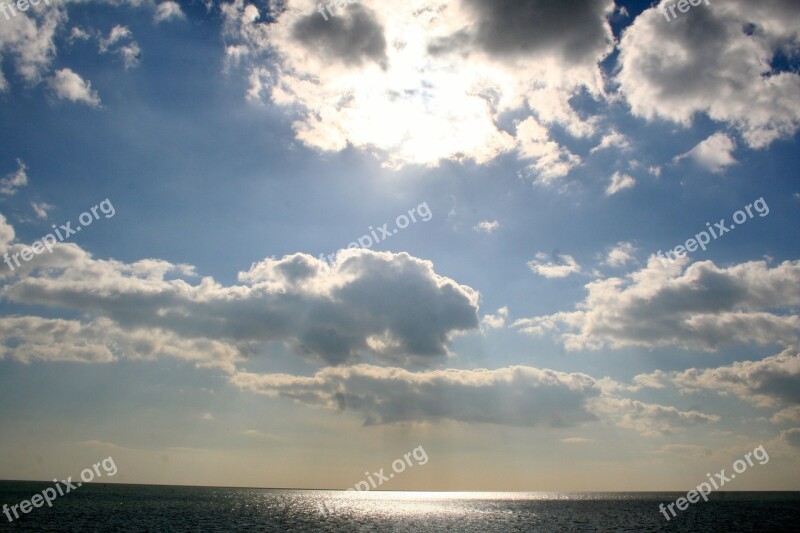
[0,0,799,491]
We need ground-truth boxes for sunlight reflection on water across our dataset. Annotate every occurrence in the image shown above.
[1,483,797,532]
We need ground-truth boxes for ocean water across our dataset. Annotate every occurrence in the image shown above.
[0,483,798,532]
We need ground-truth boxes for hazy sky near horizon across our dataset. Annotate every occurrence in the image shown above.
[0,0,799,491]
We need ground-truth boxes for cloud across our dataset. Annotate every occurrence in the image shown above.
[98,25,132,53]
[290,4,388,67]
[231,364,601,427]
[456,0,614,64]
[200,412,214,421]
[782,428,800,448]
[605,171,636,196]
[230,362,717,435]
[0,2,150,92]
[154,1,185,23]
[0,4,63,89]
[617,1,800,148]
[79,439,126,450]
[652,444,708,456]
[474,220,500,234]
[0,227,480,366]
[68,26,91,43]
[516,117,582,185]
[49,68,101,107]
[0,316,240,371]
[481,306,508,329]
[514,257,800,351]
[0,159,28,195]
[527,252,581,278]
[0,209,718,437]
[31,201,54,219]
[242,429,282,440]
[604,242,636,268]
[560,437,593,443]
[98,25,140,69]
[587,396,719,438]
[632,373,666,391]
[771,406,800,425]
[674,132,737,173]
[590,130,631,154]
[117,42,141,70]
[645,347,800,409]
[0,214,14,254]
[223,0,612,171]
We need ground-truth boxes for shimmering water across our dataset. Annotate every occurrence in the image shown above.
[0,482,798,532]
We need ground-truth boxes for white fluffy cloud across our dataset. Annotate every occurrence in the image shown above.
[516,116,582,185]
[49,68,101,107]
[527,252,581,278]
[617,1,800,148]
[481,306,508,329]
[154,1,185,23]
[590,130,631,154]
[605,171,636,196]
[0,3,63,90]
[0,214,15,255]
[604,241,636,268]
[674,132,738,173]
[515,257,800,351]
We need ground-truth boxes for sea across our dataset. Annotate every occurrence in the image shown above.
[0,482,798,532]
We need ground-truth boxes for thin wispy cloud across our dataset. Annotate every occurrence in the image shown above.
[0,160,28,195]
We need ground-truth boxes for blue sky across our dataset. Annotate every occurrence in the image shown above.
[0,0,799,490]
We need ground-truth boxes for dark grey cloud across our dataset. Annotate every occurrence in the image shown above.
[432,0,613,63]
[232,363,719,434]
[231,364,603,427]
[291,5,387,67]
